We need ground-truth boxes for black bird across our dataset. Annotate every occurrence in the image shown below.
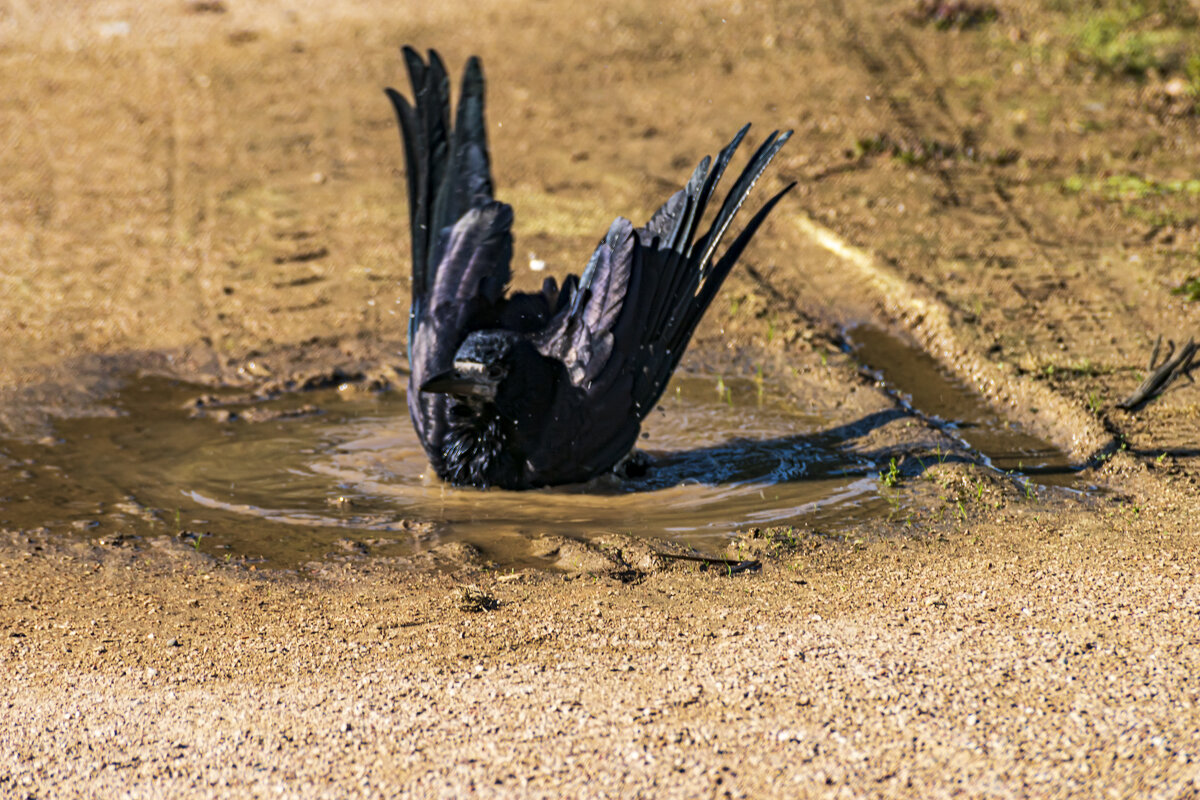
[386,48,794,489]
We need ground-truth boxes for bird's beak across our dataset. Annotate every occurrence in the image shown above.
[419,369,496,399]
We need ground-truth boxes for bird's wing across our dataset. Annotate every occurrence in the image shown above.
[530,126,794,480]
[389,48,529,462]
[386,47,500,367]
[524,220,641,481]
[625,126,795,415]
[405,203,514,461]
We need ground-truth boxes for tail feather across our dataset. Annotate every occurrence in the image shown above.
[636,153,717,350]
[643,125,757,345]
[665,156,710,255]
[642,187,687,242]
[638,191,698,342]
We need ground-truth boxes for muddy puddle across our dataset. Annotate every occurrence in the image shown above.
[0,372,899,567]
[847,325,1082,486]
[0,328,1084,568]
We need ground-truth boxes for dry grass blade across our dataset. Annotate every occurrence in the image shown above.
[1117,336,1198,411]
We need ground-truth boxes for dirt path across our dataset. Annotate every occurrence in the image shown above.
[2,0,1200,796]
[4,496,1199,798]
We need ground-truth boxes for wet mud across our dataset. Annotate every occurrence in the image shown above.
[847,324,1080,484]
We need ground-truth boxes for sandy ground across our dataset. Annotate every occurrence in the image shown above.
[2,0,1200,796]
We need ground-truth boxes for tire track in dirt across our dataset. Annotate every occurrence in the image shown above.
[801,0,1200,468]
[820,0,1139,363]
[785,210,1113,463]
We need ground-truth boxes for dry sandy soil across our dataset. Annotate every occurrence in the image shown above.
[2,0,1200,797]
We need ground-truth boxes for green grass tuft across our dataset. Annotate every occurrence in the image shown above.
[1172,276,1200,301]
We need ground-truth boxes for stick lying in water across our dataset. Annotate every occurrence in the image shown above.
[1117,335,1197,411]
[654,553,762,574]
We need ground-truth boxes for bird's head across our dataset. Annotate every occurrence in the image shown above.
[419,330,521,403]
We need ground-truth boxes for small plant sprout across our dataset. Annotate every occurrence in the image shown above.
[1174,277,1200,302]
[881,457,901,488]
[192,533,204,551]
[1087,392,1102,414]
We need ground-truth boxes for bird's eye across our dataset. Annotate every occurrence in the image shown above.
[488,365,504,379]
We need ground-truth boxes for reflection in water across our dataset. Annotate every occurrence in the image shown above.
[0,374,889,565]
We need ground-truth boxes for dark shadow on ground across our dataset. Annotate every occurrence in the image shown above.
[554,408,982,495]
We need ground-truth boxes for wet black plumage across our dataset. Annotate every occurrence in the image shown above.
[386,47,794,489]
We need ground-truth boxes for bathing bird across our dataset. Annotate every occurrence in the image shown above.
[386,47,794,489]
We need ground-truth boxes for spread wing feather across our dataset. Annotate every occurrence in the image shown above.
[531,128,794,477]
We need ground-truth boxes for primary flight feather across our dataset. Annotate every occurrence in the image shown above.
[386,47,794,489]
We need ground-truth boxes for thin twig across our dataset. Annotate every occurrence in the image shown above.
[1117,336,1198,411]
[1148,335,1163,373]
[655,553,761,574]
